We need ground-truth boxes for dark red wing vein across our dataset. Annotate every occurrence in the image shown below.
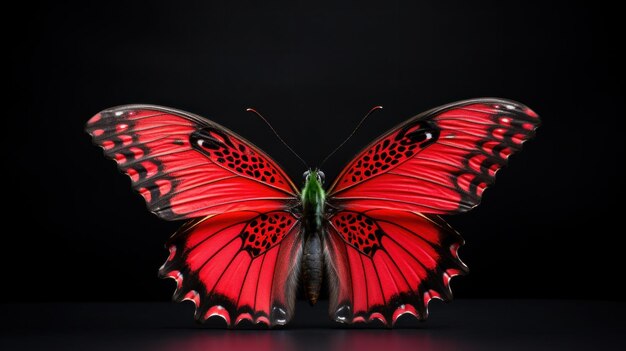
[410,152,494,181]
[372,257,389,307]
[108,132,192,152]
[334,196,466,210]
[376,251,411,304]
[347,202,451,213]
[436,117,503,126]
[358,253,369,311]
[195,234,242,273]
[94,123,195,140]
[235,259,254,308]
[441,123,529,143]
[255,247,280,316]
[412,155,473,173]
[378,219,440,260]
[148,175,241,207]
[130,161,208,184]
[253,253,267,313]
[122,149,191,167]
[382,251,411,290]
[137,174,241,195]
[207,248,243,295]
[377,225,434,272]
[184,212,261,252]
[381,240,423,290]
[436,140,482,152]
[435,127,491,139]
[387,171,456,189]
[169,197,295,214]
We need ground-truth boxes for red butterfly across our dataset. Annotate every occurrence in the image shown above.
[86,98,539,327]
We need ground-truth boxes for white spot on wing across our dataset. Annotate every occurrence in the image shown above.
[275,307,287,324]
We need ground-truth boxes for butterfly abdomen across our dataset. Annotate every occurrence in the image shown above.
[302,230,323,305]
[301,170,326,305]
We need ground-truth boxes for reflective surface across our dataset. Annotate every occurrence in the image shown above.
[2,300,624,351]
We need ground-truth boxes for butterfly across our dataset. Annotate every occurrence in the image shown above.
[85,98,539,327]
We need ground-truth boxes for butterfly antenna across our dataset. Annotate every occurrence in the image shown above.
[246,108,309,168]
[319,105,383,167]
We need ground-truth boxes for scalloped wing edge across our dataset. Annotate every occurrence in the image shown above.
[158,218,303,328]
[159,243,298,328]
[325,214,468,327]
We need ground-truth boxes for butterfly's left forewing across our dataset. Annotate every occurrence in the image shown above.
[86,105,298,220]
[86,105,302,326]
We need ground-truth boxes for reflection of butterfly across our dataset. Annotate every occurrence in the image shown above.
[86,98,539,327]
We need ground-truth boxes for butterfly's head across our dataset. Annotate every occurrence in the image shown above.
[303,169,325,185]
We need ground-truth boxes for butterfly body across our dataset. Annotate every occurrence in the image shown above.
[86,98,539,327]
[300,170,327,305]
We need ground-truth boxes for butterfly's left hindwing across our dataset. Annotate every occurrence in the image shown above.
[159,210,302,327]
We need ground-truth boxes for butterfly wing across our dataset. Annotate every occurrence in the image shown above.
[86,105,299,220]
[327,98,540,214]
[86,105,302,326]
[324,98,539,325]
[324,210,467,324]
[159,210,302,326]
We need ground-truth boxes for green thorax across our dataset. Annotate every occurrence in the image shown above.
[301,170,326,230]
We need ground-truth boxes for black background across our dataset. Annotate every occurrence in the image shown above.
[6,0,624,306]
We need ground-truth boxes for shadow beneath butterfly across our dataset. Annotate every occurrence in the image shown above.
[152,328,463,351]
[6,300,618,351]
[151,301,462,351]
